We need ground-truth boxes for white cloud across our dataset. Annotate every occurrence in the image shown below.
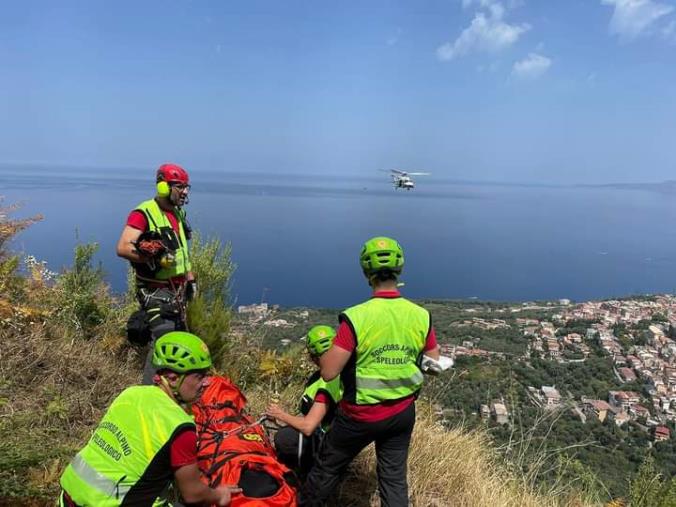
[601,0,674,40]
[437,3,531,61]
[511,52,552,80]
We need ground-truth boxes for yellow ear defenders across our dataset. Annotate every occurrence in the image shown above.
[156,180,171,197]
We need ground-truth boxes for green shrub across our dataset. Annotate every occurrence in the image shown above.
[0,202,41,302]
[186,233,236,368]
[628,455,676,507]
[54,242,111,335]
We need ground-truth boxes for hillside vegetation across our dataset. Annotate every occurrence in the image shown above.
[1,202,674,506]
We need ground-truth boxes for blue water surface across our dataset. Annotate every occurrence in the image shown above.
[2,165,675,308]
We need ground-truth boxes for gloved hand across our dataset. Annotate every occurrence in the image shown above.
[135,237,168,258]
[421,355,454,375]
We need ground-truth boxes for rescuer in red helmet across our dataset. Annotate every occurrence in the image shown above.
[116,163,197,384]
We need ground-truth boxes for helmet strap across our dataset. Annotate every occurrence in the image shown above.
[159,373,189,406]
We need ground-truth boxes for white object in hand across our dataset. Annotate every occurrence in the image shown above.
[421,355,454,374]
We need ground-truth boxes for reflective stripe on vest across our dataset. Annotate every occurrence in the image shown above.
[356,370,424,390]
[60,386,194,506]
[68,453,132,498]
[135,199,191,280]
[342,297,429,405]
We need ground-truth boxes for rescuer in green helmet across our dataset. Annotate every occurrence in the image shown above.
[300,237,441,507]
[266,325,343,475]
[59,332,241,507]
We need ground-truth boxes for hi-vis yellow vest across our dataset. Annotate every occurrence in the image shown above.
[60,386,194,506]
[300,372,343,432]
[341,297,429,405]
[135,199,191,280]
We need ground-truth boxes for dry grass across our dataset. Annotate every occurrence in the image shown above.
[0,206,604,506]
[0,310,140,501]
[244,385,599,507]
[0,315,602,507]
[329,403,597,507]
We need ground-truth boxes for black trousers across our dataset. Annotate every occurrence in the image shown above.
[275,426,310,470]
[300,402,416,507]
[137,286,186,384]
[275,426,326,477]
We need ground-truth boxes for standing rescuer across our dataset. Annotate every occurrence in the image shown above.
[116,163,197,384]
[300,236,441,507]
[266,325,343,475]
[59,332,241,506]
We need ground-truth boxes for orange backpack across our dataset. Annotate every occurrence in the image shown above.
[193,376,298,506]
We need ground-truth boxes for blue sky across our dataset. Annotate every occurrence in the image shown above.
[2,0,675,183]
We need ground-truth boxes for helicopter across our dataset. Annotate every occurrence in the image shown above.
[385,169,430,190]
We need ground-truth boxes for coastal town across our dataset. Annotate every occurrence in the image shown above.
[442,295,676,443]
[234,295,676,447]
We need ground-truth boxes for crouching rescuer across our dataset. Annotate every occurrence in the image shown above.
[59,331,241,506]
[300,236,440,507]
[116,163,197,384]
[266,325,343,476]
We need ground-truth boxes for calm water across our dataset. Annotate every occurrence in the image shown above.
[2,165,676,308]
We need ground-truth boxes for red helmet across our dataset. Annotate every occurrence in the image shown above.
[156,163,189,185]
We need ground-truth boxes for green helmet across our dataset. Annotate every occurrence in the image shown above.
[360,236,404,276]
[152,331,212,373]
[306,325,336,356]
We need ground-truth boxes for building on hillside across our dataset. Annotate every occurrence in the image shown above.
[654,426,671,442]
[648,376,667,396]
[263,319,293,328]
[609,391,641,411]
[613,355,628,367]
[648,325,665,345]
[491,402,509,425]
[618,367,637,383]
[583,400,613,423]
[565,333,583,344]
[522,325,540,336]
[237,303,269,319]
[629,404,651,420]
[542,386,561,408]
[626,355,642,369]
[609,410,630,427]
[657,396,672,412]
[665,367,676,387]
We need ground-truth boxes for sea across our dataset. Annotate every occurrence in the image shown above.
[2,165,676,309]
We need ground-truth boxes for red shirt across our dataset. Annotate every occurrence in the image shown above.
[314,392,330,404]
[170,428,197,470]
[126,209,180,234]
[334,290,438,423]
